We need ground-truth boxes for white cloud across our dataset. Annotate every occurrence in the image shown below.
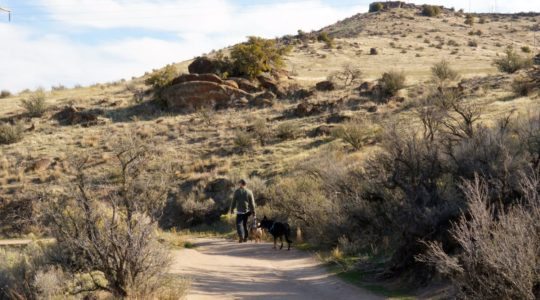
[1,0,366,91]
[2,0,538,91]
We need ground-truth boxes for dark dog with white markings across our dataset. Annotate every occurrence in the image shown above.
[258,216,292,250]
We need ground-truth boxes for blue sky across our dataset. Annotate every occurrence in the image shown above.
[1,0,539,92]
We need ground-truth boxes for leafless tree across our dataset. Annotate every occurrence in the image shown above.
[45,134,173,297]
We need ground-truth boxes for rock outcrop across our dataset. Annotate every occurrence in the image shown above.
[162,81,249,110]
[257,74,286,98]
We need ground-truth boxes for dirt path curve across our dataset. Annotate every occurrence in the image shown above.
[170,238,383,300]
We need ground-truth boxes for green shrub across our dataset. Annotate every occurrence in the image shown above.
[422,5,442,17]
[0,90,11,99]
[369,2,384,12]
[377,71,406,98]
[144,64,178,89]
[20,89,47,117]
[494,48,533,73]
[276,122,299,140]
[317,32,335,48]
[0,122,24,145]
[468,40,478,47]
[230,36,291,79]
[521,46,531,53]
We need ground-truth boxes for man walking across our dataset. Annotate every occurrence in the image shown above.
[230,179,256,243]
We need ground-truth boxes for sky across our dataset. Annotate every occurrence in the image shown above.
[0,0,539,92]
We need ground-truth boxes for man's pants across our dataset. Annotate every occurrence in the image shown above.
[236,213,249,240]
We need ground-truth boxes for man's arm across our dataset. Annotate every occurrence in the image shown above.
[230,191,237,214]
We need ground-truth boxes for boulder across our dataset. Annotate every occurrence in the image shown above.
[534,53,540,65]
[292,88,314,100]
[162,81,250,110]
[53,106,100,126]
[229,77,260,93]
[257,74,286,98]
[315,80,335,91]
[223,80,239,89]
[311,125,335,137]
[188,56,220,74]
[250,91,276,107]
[171,73,223,86]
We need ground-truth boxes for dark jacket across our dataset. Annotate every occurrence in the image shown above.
[230,188,256,214]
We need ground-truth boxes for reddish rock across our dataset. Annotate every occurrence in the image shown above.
[229,77,260,93]
[171,73,223,86]
[162,81,249,110]
[257,74,286,98]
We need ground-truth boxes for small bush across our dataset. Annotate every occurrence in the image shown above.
[494,48,533,73]
[422,5,442,17]
[431,60,459,87]
[465,14,475,26]
[20,89,47,117]
[317,32,335,48]
[369,2,384,12]
[233,131,253,152]
[332,120,382,150]
[521,46,531,53]
[377,71,406,98]
[144,64,178,89]
[328,64,363,88]
[252,118,272,146]
[0,90,11,99]
[0,122,24,145]
[512,76,535,96]
[468,40,478,47]
[276,122,299,140]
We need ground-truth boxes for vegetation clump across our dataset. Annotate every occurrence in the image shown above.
[0,90,11,99]
[422,5,442,17]
[317,32,335,49]
[0,122,24,145]
[494,47,533,73]
[377,71,406,98]
[431,60,459,88]
[369,2,384,13]
[20,89,47,117]
[465,14,475,26]
[144,64,178,89]
[230,36,291,79]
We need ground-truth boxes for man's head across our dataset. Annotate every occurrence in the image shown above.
[238,179,247,188]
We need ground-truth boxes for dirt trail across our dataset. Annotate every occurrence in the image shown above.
[170,238,383,300]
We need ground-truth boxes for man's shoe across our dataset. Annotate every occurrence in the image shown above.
[239,238,243,243]
[243,237,248,243]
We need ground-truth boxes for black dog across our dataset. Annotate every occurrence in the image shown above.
[259,216,292,250]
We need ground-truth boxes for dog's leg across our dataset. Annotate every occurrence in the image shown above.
[273,237,277,250]
[286,233,292,250]
[280,236,284,250]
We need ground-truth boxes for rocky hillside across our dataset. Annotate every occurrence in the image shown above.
[0,2,538,235]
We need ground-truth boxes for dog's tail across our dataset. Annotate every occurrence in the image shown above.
[285,224,293,244]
